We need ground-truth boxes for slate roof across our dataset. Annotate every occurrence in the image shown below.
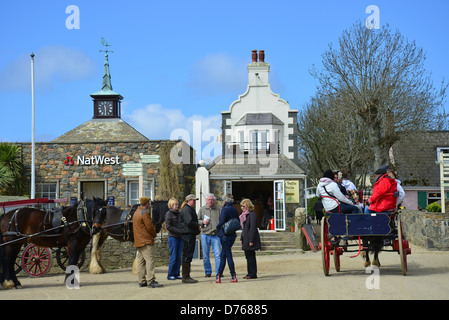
[207,154,305,178]
[235,113,284,126]
[51,118,149,143]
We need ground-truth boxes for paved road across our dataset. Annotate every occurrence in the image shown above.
[2,243,449,304]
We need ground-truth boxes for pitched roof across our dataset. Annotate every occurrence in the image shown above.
[235,113,284,126]
[51,118,149,143]
[207,154,305,178]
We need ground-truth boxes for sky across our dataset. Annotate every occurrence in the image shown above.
[1,0,448,159]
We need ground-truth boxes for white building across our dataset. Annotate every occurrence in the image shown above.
[196,50,306,231]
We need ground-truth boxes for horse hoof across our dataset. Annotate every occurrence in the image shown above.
[372,259,380,267]
[364,261,371,268]
[1,280,15,290]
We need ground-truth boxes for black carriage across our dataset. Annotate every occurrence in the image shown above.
[319,198,411,276]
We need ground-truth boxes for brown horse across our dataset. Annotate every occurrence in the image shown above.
[89,199,167,274]
[0,199,100,289]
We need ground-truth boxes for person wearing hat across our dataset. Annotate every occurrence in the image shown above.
[179,194,200,283]
[316,169,360,213]
[133,197,163,288]
[366,166,398,213]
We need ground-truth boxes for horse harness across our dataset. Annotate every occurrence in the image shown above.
[2,202,91,240]
[105,205,137,241]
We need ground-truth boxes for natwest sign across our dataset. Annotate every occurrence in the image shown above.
[77,155,120,165]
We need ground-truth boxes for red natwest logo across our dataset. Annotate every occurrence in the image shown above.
[64,156,74,166]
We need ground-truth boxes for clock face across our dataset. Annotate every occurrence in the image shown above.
[97,101,113,116]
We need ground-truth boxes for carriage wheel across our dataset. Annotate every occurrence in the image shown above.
[21,244,52,277]
[56,247,86,271]
[397,216,407,276]
[321,217,330,276]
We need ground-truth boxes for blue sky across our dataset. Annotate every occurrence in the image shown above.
[1,0,448,152]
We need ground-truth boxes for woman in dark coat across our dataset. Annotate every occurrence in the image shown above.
[215,193,239,283]
[239,198,261,279]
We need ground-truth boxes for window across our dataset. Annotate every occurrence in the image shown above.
[437,147,449,162]
[127,180,154,205]
[38,182,58,210]
[427,192,441,206]
[249,130,270,154]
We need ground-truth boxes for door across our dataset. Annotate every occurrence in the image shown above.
[273,180,286,231]
[81,181,105,200]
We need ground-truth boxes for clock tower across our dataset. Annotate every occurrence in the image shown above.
[91,40,123,119]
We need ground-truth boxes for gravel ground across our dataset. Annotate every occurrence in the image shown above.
[2,243,449,301]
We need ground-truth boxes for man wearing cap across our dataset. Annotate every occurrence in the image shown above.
[179,194,200,283]
[133,197,163,288]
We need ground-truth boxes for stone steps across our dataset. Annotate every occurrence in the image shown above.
[231,230,299,256]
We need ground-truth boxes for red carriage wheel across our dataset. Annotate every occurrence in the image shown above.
[397,216,407,276]
[21,244,52,277]
[321,217,330,276]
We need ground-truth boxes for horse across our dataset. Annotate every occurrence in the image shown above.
[362,237,383,268]
[0,199,101,289]
[90,199,168,274]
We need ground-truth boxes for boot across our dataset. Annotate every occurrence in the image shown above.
[182,262,198,284]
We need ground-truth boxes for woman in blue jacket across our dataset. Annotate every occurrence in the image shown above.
[215,193,239,283]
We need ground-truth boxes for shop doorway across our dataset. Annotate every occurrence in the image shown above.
[81,181,105,200]
[230,180,278,230]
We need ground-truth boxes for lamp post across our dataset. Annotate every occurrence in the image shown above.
[30,53,35,199]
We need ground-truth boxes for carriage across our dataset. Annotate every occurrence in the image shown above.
[319,196,411,276]
[0,198,86,278]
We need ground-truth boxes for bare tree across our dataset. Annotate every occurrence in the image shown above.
[298,92,372,186]
[309,21,448,170]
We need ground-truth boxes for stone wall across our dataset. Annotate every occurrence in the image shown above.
[400,210,449,251]
[20,235,170,276]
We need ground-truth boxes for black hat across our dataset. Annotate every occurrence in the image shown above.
[374,165,391,175]
[322,169,335,180]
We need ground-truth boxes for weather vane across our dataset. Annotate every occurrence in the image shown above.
[100,37,114,55]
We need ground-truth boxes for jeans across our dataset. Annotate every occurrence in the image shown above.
[201,234,221,276]
[167,236,183,278]
[218,235,236,276]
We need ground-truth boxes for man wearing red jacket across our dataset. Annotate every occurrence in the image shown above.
[367,166,398,213]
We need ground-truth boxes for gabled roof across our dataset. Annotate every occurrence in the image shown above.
[207,154,305,178]
[52,118,149,143]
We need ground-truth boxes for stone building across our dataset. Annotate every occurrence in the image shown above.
[18,52,195,207]
[392,130,449,210]
[196,50,306,230]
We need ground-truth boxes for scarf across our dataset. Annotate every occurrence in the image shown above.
[239,210,249,229]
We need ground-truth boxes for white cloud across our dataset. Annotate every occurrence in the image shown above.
[188,52,247,96]
[124,104,222,161]
[0,46,96,92]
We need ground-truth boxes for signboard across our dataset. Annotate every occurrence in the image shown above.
[140,154,160,164]
[285,180,300,203]
[122,163,143,176]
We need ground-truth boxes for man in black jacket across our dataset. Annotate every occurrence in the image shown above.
[179,194,200,283]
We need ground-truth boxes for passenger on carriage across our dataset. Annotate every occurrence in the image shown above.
[365,166,399,214]
[336,169,363,212]
[316,169,360,214]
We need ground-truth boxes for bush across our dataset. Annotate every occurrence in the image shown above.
[426,202,441,212]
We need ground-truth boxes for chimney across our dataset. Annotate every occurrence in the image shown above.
[259,50,265,63]
[252,50,258,63]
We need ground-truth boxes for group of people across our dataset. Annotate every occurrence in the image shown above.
[316,166,405,216]
[132,193,261,288]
